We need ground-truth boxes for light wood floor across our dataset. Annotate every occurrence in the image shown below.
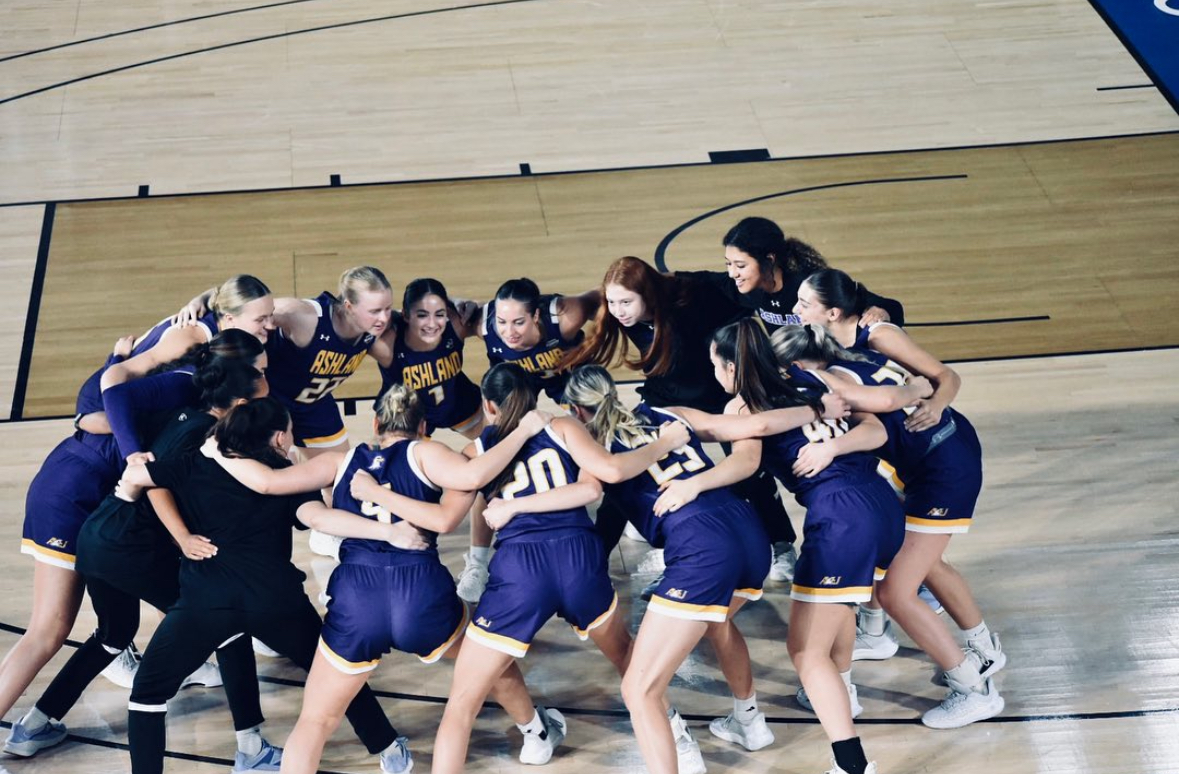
[2,0,1178,771]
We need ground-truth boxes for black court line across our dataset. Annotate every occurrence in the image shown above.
[2,129,1178,210]
[5,342,1179,427]
[0,0,328,64]
[1096,84,1156,91]
[651,174,968,272]
[0,0,549,108]
[9,203,55,421]
[1,620,1176,729]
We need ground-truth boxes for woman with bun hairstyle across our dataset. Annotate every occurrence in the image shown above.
[791,269,1004,730]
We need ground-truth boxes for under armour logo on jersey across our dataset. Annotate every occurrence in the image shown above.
[47,537,68,549]
[492,347,504,353]
[819,576,843,586]
[770,299,781,307]
[178,412,188,421]
[546,339,559,347]
[927,507,950,517]
[475,616,493,628]
[369,455,385,471]
[397,352,405,359]
[446,340,454,349]
[665,588,688,600]
[319,334,331,342]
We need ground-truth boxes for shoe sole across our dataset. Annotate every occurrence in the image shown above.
[852,641,899,661]
[921,694,1005,729]
[4,732,68,757]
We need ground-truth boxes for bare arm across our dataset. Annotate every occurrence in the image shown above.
[201,439,342,494]
[555,416,690,484]
[416,411,553,491]
[272,297,320,348]
[295,501,428,550]
[792,412,887,478]
[100,326,205,390]
[669,404,828,444]
[868,325,961,431]
[147,488,218,561]
[349,468,477,534]
[483,467,603,530]
[823,368,931,413]
[367,316,399,368]
[554,292,600,339]
[77,412,112,435]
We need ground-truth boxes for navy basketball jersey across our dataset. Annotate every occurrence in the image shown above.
[75,311,218,416]
[826,354,957,474]
[266,292,373,407]
[475,424,593,543]
[376,319,476,428]
[333,441,442,555]
[743,287,803,331]
[758,366,878,505]
[604,406,734,547]
[481,295,583,402]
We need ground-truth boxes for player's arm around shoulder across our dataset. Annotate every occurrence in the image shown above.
[272,296,320,348]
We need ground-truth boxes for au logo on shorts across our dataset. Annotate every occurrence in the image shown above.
[475,616,493,628]
[927,507,950,517]
[819,576,843,586]
[665,588,688,600]
[47,537,69,549]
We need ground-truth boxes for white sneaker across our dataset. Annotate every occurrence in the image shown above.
[379,736,413,774]
[826,761,878,774]
[252,638,281,658]
[795,682,863,719]
[3,716,68,757]
[455,553,490,604]
[768,542,797,583]
[634,548,665,576]
[519,706,566,765]
[932,634,1007,687]
[671,712,706,774]
[623,521,649,543]
[181,659,223,688]
[708,710,774,751]
[100,644,141,688]
[921,677,1004,729]
[852,621,899,661]
[308,529,342,560]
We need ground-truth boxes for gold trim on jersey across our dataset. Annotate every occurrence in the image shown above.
[732,587,764,601]
[647,595,729,623]
[420,605,469,664]
[301,427,349,448]
[571,592,618,640]
[464,624,529,658]
[317,638,380,675]
[905,514,972,534]
[790,584,873,604]
[20,539,76,570]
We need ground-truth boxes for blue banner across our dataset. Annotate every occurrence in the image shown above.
[1088,0,1179,115]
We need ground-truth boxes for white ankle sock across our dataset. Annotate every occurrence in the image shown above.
[859,606,886,637]
[21,706,50,731]
[470,546,491,564]
[839,670,853,690]
[734,692,759,724]
[962,621,990,643]
[236,725,263,756]
[945,659,983,693]
[518,709,544,735]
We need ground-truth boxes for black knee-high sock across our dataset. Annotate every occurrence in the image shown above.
[832,736,869,774]
[37,636,122,721]
[128,708,168,774]
[217,635,265,732]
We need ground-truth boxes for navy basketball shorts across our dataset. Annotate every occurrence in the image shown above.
[22,436,120,570]
[902,416,983,535]
[318,556,467,674]
[466,531,617,658]
[281,396,348,449]
[649,500,772,623]
[792,476,905,604]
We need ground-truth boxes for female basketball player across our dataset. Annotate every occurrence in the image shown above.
[3,342,272,765]
[431,362,693,774]
[116,397,427,774]
[792,269,1005,729]
[372,278,489,603]
[563,364,852,774]
[655,319,904,774]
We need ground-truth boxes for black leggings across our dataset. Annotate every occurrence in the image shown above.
[35,549,263,735]
[127,595,398,774]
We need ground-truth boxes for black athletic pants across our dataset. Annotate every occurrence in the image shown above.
[127,594,397,774]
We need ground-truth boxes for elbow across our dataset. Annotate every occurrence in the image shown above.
[597,464,626,485]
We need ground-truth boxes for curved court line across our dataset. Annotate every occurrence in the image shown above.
[3,620,1176,728]
[0,0,326,64]
[652,174,968,272]
[0,0,548,107]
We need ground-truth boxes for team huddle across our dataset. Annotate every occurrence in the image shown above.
[1,217,1006,774]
